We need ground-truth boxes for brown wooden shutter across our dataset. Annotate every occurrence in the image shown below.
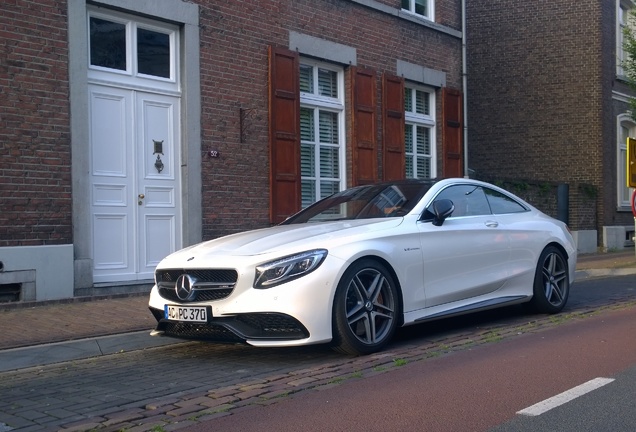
[268,46,301,223]
[351,66,378,186]
[382,73,405,181]
[442,87,464,178]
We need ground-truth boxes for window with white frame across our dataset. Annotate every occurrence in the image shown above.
[618,3,628,76]
[404,84,436,179]
[401,0,434,21]
[88,8,178,88]
[299,59,345,208]
[618,115,635,208]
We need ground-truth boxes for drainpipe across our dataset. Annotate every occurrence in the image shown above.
[462,0,469,178]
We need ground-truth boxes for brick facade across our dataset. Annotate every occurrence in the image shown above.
[0,0,465,298]
[195,0,463,239]
[0,0,464,245]
[467,0,636,246]
[0,0,72,247]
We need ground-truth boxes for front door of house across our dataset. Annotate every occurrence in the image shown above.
[87,9,182,283]
[89,87,181,283]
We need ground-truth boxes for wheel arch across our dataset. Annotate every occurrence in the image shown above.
[546,241,570,263]
[335,254,405,327]
[530,241,571,314]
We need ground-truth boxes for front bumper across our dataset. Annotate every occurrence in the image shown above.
[149,307,309,343]
[148,254,347,347]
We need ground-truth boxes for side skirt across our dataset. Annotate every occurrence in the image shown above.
[412,295,530,324]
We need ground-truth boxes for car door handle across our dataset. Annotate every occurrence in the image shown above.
[485,220,499,228]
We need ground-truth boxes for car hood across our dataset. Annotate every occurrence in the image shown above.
[164,218,403,262]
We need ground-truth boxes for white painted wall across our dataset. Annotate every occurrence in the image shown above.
[0,245,74,301]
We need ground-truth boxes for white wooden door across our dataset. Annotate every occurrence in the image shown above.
[89,85,181,283]
[136,92,181,279]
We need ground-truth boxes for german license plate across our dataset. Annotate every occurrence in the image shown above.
[164,305,208,323]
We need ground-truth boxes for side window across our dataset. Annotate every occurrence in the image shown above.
[483,188,528,214]
[429,185,491,218]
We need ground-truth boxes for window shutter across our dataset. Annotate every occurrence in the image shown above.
[382,73,405,181]
[269,46,301,223]
[442,87,464,178]
[351,66,378,186]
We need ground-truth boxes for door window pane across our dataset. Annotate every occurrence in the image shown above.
[90,17,126,71]
[433,185,491,217]
[484,188,527,214]
[137,28,170,78]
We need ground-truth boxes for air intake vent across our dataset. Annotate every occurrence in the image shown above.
[0,283,21,303]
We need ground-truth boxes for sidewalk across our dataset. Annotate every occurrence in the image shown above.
[1,249,635,372]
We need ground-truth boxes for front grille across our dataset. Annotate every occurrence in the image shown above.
[156,268,238,303]
[159,287,234,303]
[157,269,238,285]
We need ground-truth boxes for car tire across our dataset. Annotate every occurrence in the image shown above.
[331,259,399,356]
[530,245,569,314]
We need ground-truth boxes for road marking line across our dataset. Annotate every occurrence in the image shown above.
[517,377,615,416]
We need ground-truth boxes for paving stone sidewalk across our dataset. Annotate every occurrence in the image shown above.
[0,295,155,350]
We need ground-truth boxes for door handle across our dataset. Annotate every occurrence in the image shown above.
[138,194,145,206]
[485,220,499,228]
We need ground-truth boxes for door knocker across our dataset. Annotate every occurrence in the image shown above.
[153,140,164,173]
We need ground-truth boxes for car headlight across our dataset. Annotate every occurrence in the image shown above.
[254,249,328,289]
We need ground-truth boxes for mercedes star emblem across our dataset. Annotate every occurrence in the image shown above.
[175,274,197,301]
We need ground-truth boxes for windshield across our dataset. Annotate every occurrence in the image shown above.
[282,181,434,224]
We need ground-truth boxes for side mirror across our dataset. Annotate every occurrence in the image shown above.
[431,199,455,226]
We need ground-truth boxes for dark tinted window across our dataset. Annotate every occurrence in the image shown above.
[137,28,170,78]
[90,17,126,70]
[283,181,433,224]
[484,188,528,214]
[430,185,491,217]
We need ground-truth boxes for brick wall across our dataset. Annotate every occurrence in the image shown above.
[466,0,612,233]
[197,0,463,240]
[0,0,463,246]
[0,0,71,247]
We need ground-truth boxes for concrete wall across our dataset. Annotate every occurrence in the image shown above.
[0,245,73,301]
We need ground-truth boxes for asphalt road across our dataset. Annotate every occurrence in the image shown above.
[186,304,636,432]
[0,274,635,431]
